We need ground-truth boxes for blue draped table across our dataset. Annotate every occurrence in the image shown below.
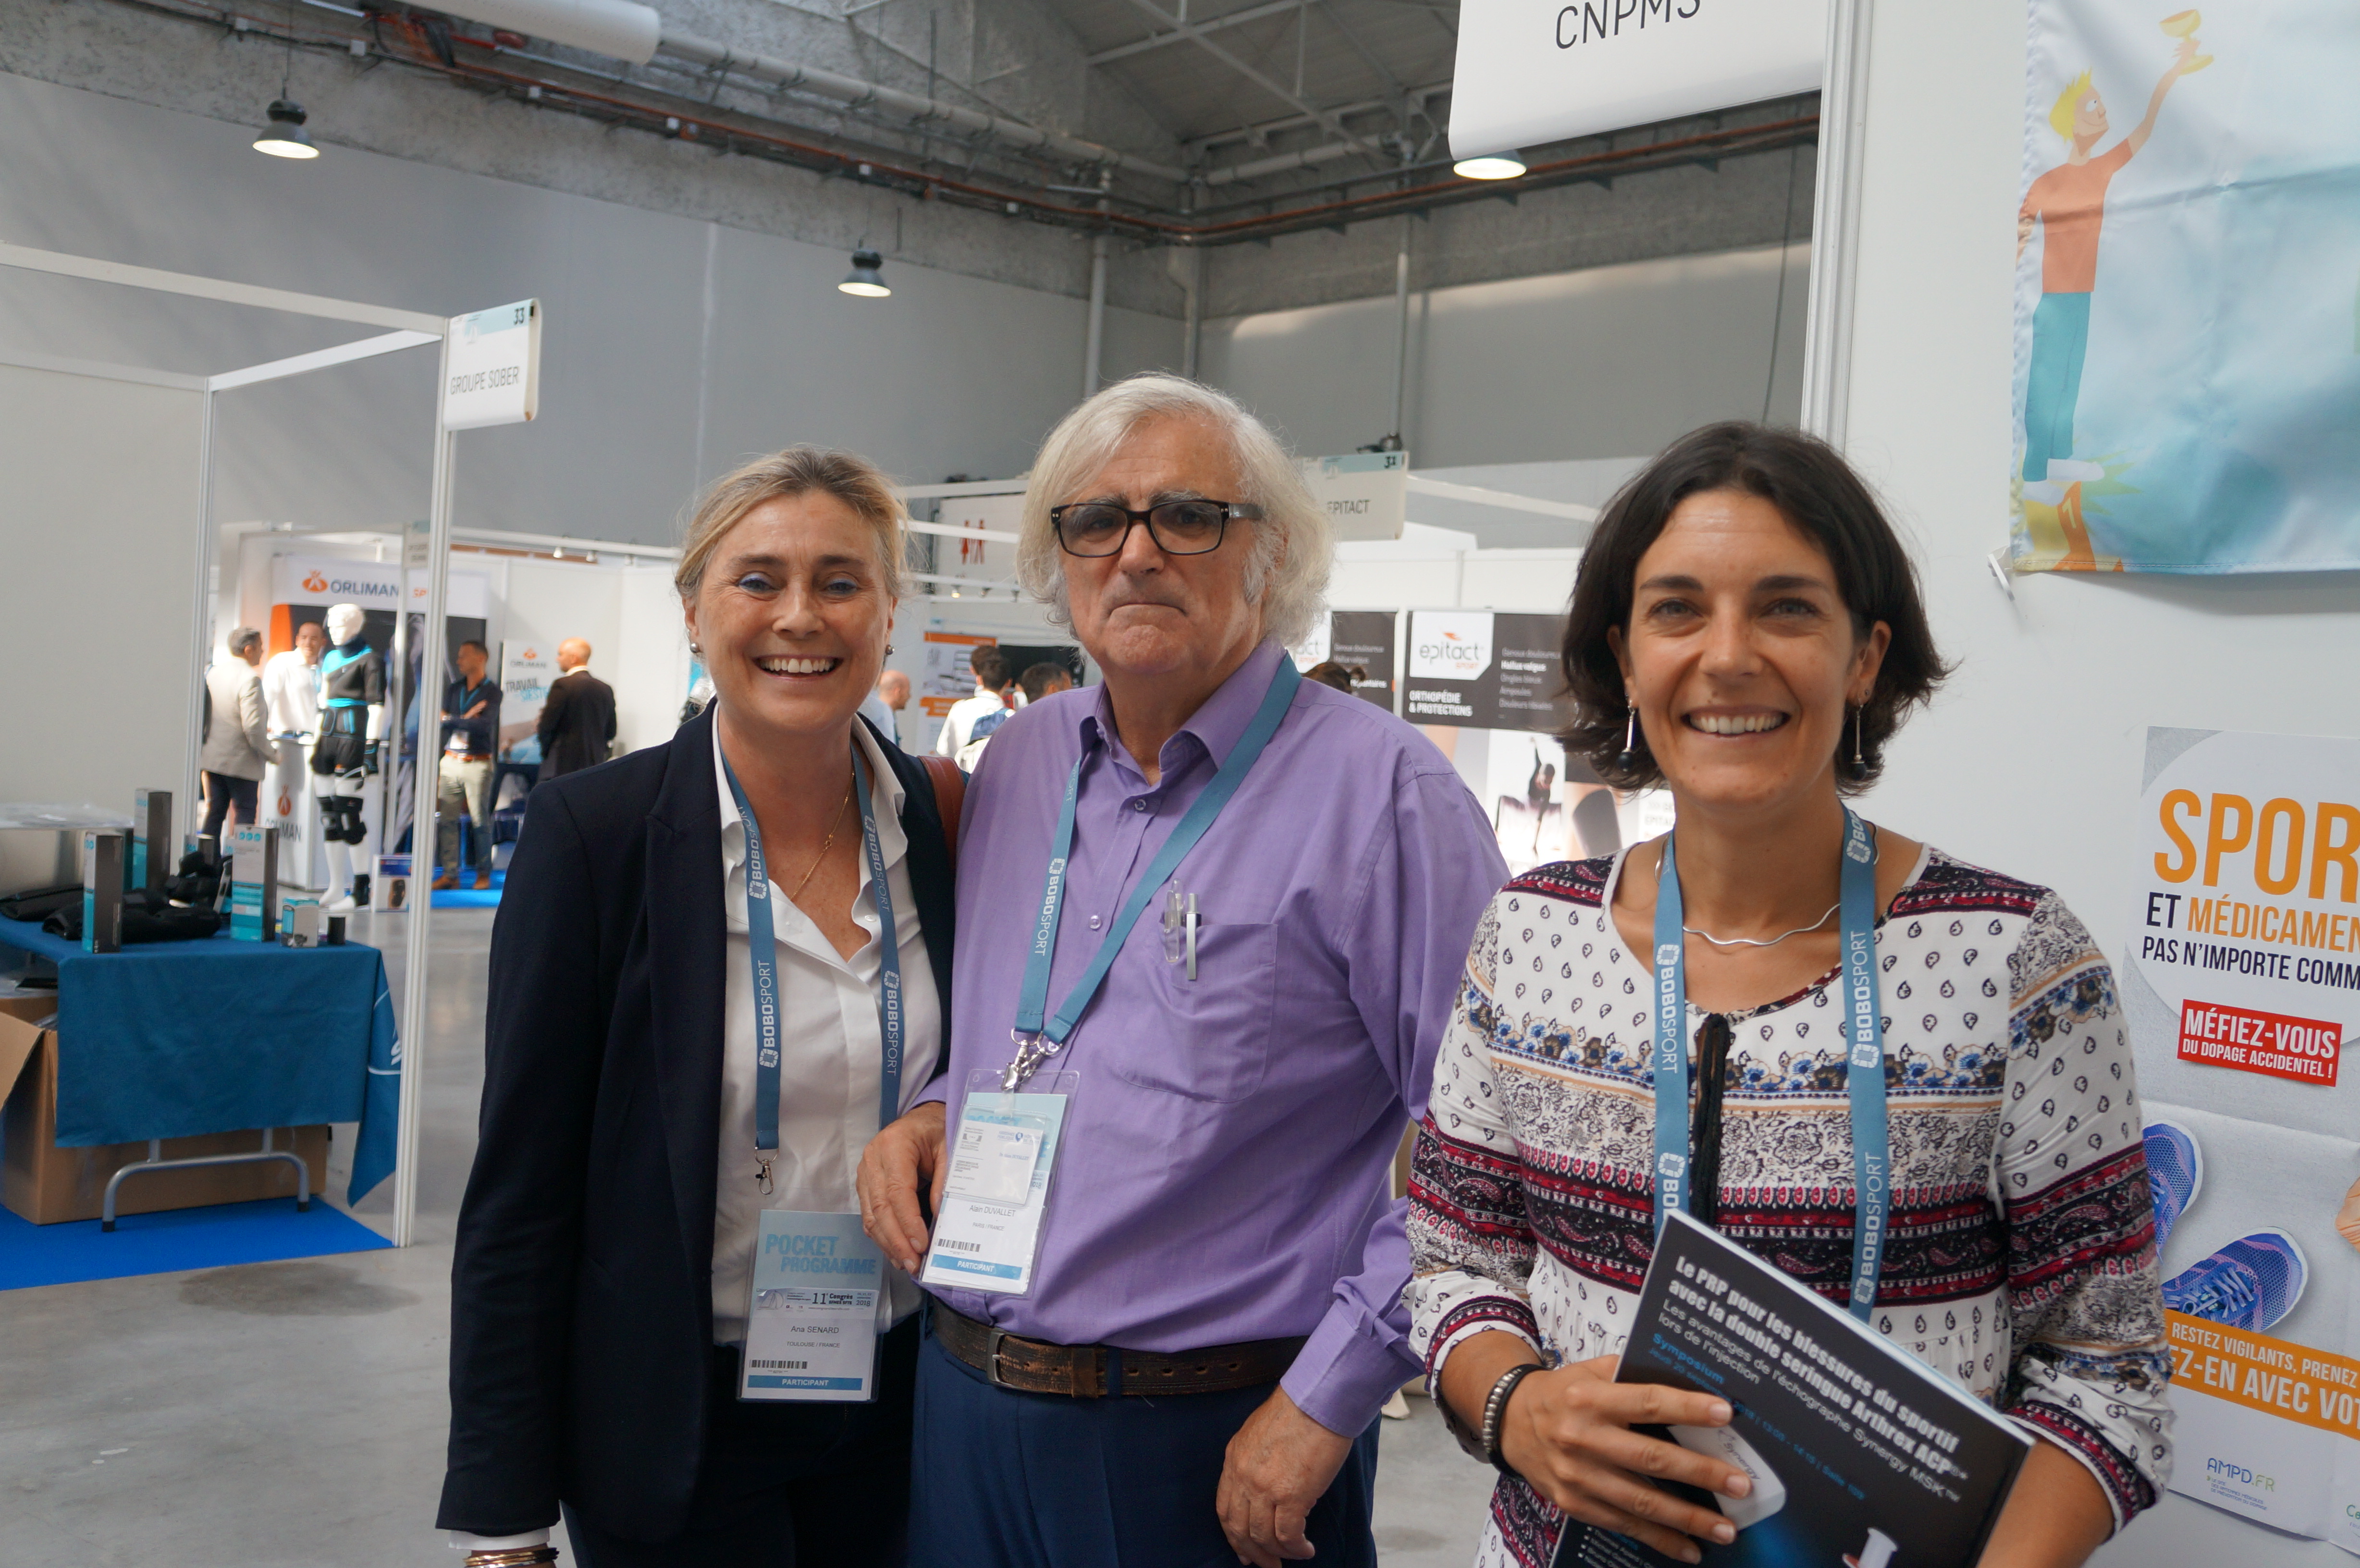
[0,918,400,1203]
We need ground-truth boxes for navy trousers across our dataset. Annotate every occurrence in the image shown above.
[909,1314,1382,1568]
[564,1317,917,1568]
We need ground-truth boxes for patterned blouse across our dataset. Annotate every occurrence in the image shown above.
[1405,844,2173,1568]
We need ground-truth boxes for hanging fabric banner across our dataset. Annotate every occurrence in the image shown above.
[2009,0,2360,573]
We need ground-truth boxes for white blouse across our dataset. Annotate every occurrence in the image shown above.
[710,716,943,1344]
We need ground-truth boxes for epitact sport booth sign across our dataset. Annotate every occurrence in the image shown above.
[2124,727,2360,1548]
[1402,610,1567,733]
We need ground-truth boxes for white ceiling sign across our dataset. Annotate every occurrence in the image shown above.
[1300,451,1407,542]
[1450,0,1825,160]
[442,299,541,430]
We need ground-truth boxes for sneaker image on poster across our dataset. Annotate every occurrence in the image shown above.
[2143,1120,2202,1251]
[2163,1228,2309,1333]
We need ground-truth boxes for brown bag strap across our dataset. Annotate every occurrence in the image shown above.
[920,755,965,872]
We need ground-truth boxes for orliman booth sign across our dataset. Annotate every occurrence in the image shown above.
[1449,0,1826,161]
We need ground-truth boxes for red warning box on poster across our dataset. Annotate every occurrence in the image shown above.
[2178,998,2342,1086]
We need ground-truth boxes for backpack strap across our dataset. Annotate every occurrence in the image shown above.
[920,755,966,873]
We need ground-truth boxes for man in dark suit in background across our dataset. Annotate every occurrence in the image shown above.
[536,637,617,780]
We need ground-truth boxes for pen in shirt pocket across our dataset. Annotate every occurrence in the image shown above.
[1160,884,1201,980]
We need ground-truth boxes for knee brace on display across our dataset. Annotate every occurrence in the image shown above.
[321,795,368,845]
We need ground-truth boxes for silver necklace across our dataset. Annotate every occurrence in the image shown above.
[1657,849,1840,949]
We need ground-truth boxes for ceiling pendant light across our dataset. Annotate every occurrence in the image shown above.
[253,99,319,159]
[251,0,320,159]
[838,248,891,298]
[1453,153,1527,181]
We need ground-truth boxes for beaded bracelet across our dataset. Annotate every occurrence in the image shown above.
[1481,1361,1546,1477]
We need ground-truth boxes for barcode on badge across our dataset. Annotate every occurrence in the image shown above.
[750,1360,808,1370]
[937,1238,982,1253]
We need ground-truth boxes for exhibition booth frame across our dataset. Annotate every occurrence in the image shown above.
[0,242,478,1249]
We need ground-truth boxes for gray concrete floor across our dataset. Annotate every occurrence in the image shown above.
[1,906,1495,1567]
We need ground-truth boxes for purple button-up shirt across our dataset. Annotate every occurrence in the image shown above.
[916,639,1506,1434]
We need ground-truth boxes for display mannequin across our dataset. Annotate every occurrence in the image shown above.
[311,603,387,911]
[263,620,326,880]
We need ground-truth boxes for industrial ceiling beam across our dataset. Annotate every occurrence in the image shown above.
[1311,0,1406,106]
[1112,0,1386,158]
[1087,0,1302,66]
[1188,77,1449,155]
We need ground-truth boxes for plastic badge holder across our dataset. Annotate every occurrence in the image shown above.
[922,1067,1079,1297]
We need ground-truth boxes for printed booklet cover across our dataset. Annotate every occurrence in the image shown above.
[1560,1211,2033,1567]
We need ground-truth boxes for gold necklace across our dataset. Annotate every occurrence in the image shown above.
[789,775,856,901]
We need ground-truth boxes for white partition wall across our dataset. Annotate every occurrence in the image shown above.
[0,362,206,805]
[1831,6,2360,1565]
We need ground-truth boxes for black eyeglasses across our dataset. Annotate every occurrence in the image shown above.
[1049,499,1262,558]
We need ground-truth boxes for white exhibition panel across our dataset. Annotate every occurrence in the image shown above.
[612,564,694,757]
[0,362,204,805]
[1451,0,1827,159]
[1200,242,1811,473]
[1331,526,1581,614]
[1837,6,2360,1561]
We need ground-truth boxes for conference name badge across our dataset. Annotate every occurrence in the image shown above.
[921,1068,1077,1297]
[739,1211,885,1403]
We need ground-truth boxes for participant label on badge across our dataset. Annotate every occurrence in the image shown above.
[923,1074,1075,1296]
[740,1211,883,1403]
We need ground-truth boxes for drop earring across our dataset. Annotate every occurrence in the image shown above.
[1616,704,1637,772]
[1847,704,1868,781]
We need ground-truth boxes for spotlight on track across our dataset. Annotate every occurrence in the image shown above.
[838,249,891,298]
[253,98,320,159]
[1452,153,1526,181]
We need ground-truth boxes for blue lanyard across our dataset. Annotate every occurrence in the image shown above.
[722,739,904,1188]
[1005,656,1301,1082]
[1651,808,1887,1321]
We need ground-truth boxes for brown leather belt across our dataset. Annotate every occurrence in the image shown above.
[932,1301,1303,1398]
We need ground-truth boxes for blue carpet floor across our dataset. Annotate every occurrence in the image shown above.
[0,1197,393,1290]
[429,867,504,910]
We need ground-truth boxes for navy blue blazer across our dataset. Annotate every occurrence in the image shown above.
[437,702,956,1539]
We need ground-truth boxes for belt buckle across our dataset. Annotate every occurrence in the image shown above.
[984,1326,1013,1390]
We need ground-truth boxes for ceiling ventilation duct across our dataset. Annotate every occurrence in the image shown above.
[418,0,1186,182]
[429,0,661,63]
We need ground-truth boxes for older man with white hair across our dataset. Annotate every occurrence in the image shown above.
[859,375,1505,1568]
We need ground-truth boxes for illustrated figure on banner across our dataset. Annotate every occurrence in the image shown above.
[2015,16,2205,570]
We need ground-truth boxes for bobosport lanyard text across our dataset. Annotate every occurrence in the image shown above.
[724,743,904,1192]
[1001,656,1302,1089]
[1652,808,1888,1321]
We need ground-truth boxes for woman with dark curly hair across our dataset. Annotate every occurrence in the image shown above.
[1406,423,2171,1568]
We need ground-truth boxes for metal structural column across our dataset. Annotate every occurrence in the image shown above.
[183,390,219,810]
[1388,220,1412,447]
[1800,0,1873,447]
[1083,234,1109,400]
[391,329,457,1249]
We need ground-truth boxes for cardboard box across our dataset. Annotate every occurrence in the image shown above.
[0,997,328,1225]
